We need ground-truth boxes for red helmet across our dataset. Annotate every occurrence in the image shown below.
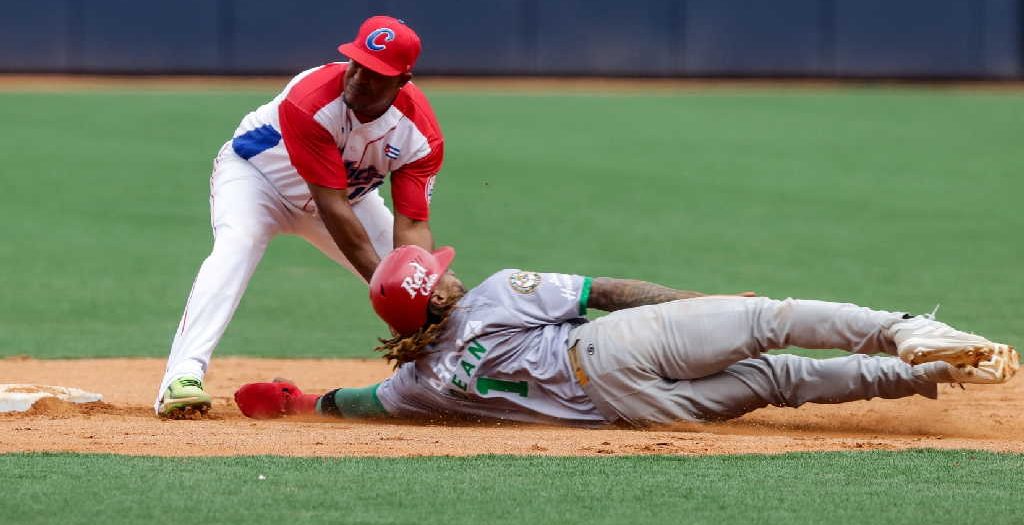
[369,245,456,336]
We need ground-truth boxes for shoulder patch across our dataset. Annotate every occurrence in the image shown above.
[508,271,542,294]
[425,175,436,203]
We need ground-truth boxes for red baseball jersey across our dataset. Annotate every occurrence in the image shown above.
[230,62,443,221]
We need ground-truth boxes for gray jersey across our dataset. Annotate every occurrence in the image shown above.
[327,279,952,428]
[375,270,607,425]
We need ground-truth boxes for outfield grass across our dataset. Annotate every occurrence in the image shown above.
[1,87,1021,359]
[2,450,1021,525]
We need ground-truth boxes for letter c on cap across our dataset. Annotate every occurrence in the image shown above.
[365,28,396,51]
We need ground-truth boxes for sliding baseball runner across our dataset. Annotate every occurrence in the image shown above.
[234,246,1019,426]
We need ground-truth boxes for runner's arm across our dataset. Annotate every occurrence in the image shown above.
[588,278,705,312]
[588,277,755,312]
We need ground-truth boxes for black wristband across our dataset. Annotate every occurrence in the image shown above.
[318,388,343,417]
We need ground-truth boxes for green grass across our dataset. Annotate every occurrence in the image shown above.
[0,87,1021,358]
[1,450,1021,525]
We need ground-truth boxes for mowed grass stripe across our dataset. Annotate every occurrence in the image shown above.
[2,450,1022,525]
[0,89,1020,358]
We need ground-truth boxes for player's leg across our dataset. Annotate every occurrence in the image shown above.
[571,296,1016,424]
[622,354,943,425]
[575,296,903,382]
[297,189,394,281]
[156,148,293,416]
[647,296,1018,383]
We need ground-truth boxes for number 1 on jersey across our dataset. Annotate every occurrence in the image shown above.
[476,377,529,398]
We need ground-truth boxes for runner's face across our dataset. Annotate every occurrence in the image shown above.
[431,272,465,307]
[342,61,407,115]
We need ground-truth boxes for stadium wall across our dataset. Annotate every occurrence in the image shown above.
[1,0,1021,78]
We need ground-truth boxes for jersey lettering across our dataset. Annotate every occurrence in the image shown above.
[447,388,469,399]
[476,378,529,398]
[445,338,531,400]
[449,338,488,397]
[344,160,385,201]
[466,340,487,360]
[547,273,578,302]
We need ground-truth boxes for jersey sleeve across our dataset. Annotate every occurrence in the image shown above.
[373,363,441,419]
[479,270,593,327]
[278,99,347,189]
[390,141,443,221]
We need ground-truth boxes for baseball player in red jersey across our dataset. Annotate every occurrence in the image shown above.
[234,247,1017,426]
[156,16,444,418]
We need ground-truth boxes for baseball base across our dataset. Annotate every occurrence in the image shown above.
[0,384,103,413]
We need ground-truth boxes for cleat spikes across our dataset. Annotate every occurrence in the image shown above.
[888,316,1017,384]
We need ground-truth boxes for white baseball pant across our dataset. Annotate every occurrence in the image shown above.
[154,145,393,412]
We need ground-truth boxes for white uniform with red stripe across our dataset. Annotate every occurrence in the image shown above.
[233,61,441,219]
[155,62,444,411]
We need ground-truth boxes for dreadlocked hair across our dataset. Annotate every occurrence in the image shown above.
[374,296,459,368]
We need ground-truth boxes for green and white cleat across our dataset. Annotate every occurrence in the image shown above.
[158,377,212,419]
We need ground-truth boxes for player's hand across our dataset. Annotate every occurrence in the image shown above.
[234,381,318,419]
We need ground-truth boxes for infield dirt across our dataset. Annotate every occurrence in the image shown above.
[2,356,1022,457]
[1,76,1021,458]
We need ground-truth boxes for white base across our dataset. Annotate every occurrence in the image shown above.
[0,384,103,413]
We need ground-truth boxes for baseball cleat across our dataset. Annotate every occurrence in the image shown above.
[941,345,1020,384]
[158,377,212,419]
[887,315,1019,383]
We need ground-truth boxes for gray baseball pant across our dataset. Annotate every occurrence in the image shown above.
[569,296,939,426]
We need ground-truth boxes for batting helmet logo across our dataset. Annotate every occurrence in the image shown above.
[400,260,438,299]
[370,245,456,336]
[365,28,396,51]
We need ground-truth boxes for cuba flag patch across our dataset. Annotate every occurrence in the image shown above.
[384,144,401,159]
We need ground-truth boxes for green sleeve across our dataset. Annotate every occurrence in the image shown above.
[578,276,593,315]
[321,383,388,418]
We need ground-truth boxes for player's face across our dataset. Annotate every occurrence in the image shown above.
[430,271,465,309]
[343,61,410,117]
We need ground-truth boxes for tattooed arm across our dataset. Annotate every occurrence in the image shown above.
[587,277,708,312]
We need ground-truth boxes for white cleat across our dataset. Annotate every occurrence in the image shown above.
[887,315,1019,384]
[943,345,1020,384]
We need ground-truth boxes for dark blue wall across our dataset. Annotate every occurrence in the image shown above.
[1,0,1020,78]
